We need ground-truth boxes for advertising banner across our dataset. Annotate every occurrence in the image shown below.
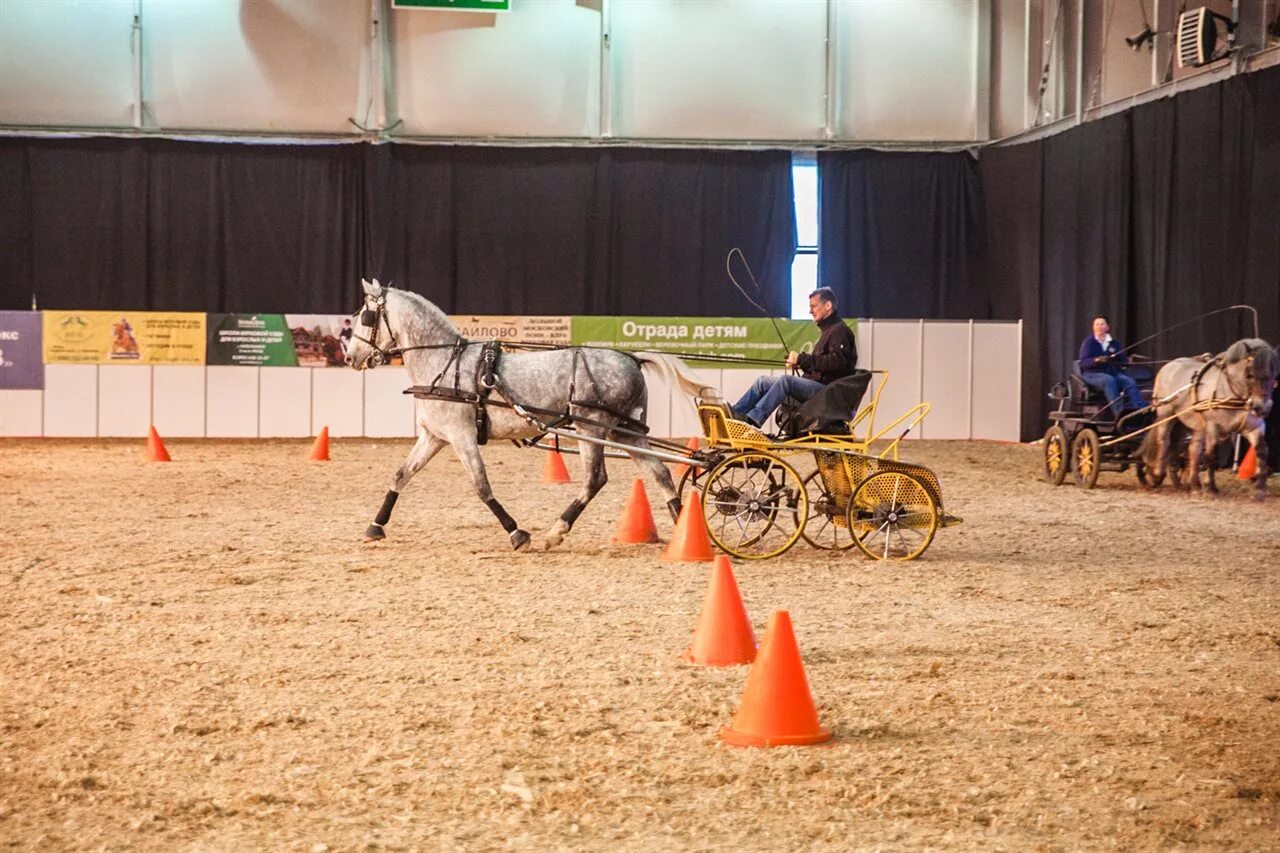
[450,315,572,346]
[286,315,356,367]
[570,316,855,367]
[0,311,44,389]
[207,314,298,366]
[42,311,206,365]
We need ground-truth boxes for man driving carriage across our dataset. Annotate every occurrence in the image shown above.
[1079,315,1144,419]
[731,287,857,428]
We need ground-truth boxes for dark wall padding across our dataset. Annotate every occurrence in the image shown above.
[0,140,794,318]
[822,63,1280,443]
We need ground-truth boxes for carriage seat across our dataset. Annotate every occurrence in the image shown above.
[778,370,872,437]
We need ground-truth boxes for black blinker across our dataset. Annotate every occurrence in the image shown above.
[361,309,378,327]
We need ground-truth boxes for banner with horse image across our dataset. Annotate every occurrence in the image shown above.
[570,316,857,367]
[285,314,361,367]
[207,314,298,366]
[42,311,206,365]
[0,311,44,389]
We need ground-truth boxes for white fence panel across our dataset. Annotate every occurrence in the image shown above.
[206,366,260,438]
[97,365,151,437]
[0,390,43,437]
[43,365,97,437]
[152,366,206,438]
[312,368,365,438]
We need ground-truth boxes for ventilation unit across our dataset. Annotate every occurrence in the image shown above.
[1176,7,1235,68]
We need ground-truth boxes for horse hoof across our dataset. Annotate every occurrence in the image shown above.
[511,529,531,551]
[364,524,386,541]
[544,533,563,550]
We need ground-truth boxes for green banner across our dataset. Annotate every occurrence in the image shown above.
[392,0,509,11]
[569,316,856,368]
[207,314,298,366]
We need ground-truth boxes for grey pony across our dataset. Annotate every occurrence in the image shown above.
[1140,338,1278,498]
[343,279,716,550]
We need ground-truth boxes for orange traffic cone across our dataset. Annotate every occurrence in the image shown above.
[682,555,756,666]
[660,491,715,563]
[542,450,571,484]
[612,478,659,544]
[1237,444,1257,480]
[145,425,171,463]
[308,426,330,462]
[673,436,701,479]
[720,610,832,747]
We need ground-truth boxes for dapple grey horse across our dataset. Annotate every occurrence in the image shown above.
[1140,338,1277,498]
[344,279,716,550]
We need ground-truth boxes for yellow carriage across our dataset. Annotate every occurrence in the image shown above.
[681,370,962,561]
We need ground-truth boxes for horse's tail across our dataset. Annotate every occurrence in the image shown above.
[633,352,723,406]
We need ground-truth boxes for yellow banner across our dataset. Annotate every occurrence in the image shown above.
[42,311,207,365]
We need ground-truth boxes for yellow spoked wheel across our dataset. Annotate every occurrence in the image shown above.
[798,469,858,550]
[1071,428,1100,489]
[847,471,939,561]
[1043,425,1068,486]
[702,452,808,560]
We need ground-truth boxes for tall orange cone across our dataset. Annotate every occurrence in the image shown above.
[308,426,330,462]
[660,491,715,562]
[612,478,659,544]
[1237,444,1257,480]
[673,436,701,479]
[682,555,756,666]
[542,450,571,484]
[145,425,171,463]
[720,610,832,747]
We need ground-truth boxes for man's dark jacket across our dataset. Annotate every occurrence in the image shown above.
[796,313,857,384]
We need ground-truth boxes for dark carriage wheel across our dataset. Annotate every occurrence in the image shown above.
[1071,428,1101,489]
[846,471,938,561]
[797,469,859,551]
[1043,425,1069,486]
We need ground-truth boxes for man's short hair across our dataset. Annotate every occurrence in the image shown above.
[1092,314,1109,325]
[809,287,836,305]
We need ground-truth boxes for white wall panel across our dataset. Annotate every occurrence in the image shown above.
[0,0,135,128]
[668,367,720,439]
[920,323,971,439]
[312,368,365,437]
[364,367,415,438]
[392,0,600,137]
[43,365,97,437]
[258,368,312,438]
[97,365,151,437]
[0,391,43,436]
[152,366,206,437]
[206,367,259,438]
[866,322,923,442]
[971,322,1021,442]
[144,0,367,133]
[610,0,826,140]
[834,0,978,140]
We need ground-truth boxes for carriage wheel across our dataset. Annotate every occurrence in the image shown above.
[701,452,807,560]
[676,451,725,503]
[1071,428,1101,489]
[1043,425,1069,486]
[797,469,858,551]
[847,471,938,561]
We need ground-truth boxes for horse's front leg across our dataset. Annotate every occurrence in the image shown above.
[1247,427,1269,501]
[545,439,608,549]
[365,430,446,541]
[1185,429,1204,493]
[452,435,531,551]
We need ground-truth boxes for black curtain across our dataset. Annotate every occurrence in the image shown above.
[364,145,794,316]
[817,150,987,320]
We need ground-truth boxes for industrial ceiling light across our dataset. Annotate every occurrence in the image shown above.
[1125,26,1155,51]
[1176,7,1236,68]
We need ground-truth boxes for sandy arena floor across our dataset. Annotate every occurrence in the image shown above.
[1,436,1278,850]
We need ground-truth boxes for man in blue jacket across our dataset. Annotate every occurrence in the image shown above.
[1079,315,1143,417]
[732,287,857,428]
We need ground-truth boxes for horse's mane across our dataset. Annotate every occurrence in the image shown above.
[391,287,462,340]
[1221,337,1275,370]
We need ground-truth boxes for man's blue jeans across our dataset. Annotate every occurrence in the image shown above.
[1081,370,1143,415]
[732,374,825,427]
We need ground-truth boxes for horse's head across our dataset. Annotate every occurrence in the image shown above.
[1222,338,1278,418]
[344,278,393,370]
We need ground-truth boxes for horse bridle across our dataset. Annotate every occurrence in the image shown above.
[350,294,400,368]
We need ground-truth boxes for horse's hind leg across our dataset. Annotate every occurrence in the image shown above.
[1204,423,1221,495]
[545,439,608,549]
[365,431,446,541]
[452,436,531,551]
[1247,427,1269,501]
[613,433,682,521]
